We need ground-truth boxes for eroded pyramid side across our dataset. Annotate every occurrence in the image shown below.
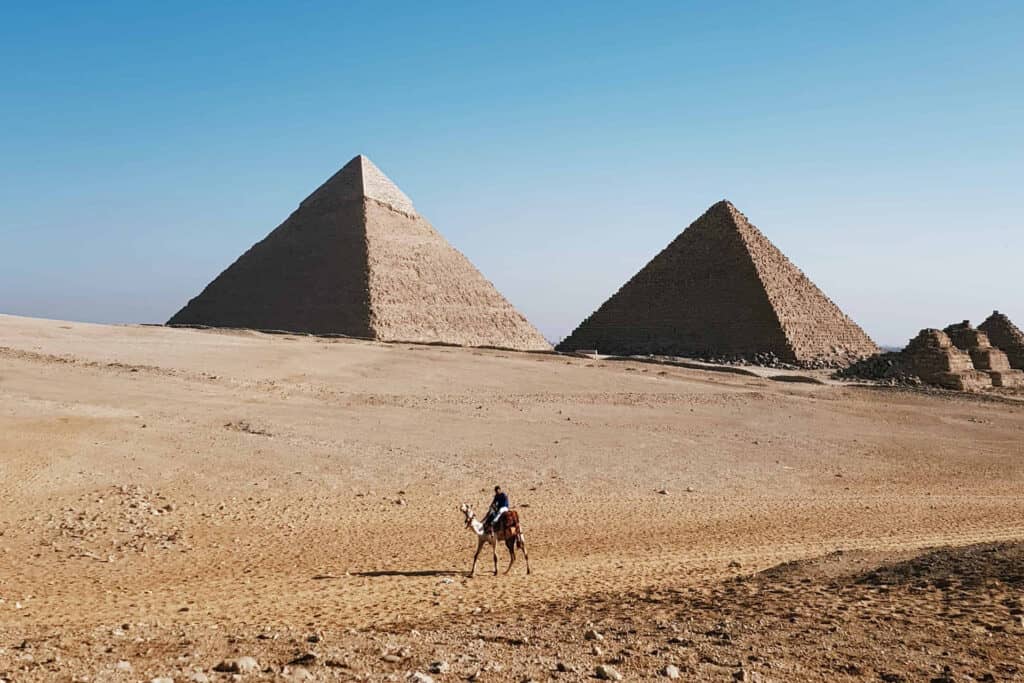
[556,201,793,359]
[726,203,879,364]
[362,198,552,351]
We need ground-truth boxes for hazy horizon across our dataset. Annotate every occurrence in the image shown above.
[2,2,1021,348]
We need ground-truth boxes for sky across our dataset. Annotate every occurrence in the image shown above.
[1,2,1021,348]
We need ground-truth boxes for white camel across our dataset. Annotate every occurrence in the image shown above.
[460,502,531,577]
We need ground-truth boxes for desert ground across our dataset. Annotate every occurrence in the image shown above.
[1,313,1023,682]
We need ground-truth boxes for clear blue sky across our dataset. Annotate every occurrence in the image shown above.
[1,2,1021,347]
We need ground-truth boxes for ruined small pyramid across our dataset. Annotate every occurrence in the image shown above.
[979,311,1024,369]
[557,200,878,365]
[169,155,551,351]
[944,319,1024,388]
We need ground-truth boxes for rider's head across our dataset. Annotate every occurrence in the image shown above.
[494,485,502,494]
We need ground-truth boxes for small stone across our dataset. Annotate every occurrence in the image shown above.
[289,653,317,665]
[591,644,604,656]
[686,486,694,493]
[236,657,259,674]
[728,560,742,569]
[429,661,449,674]
[584,629,604,641]
[657,488,669,495]
[115,661,132,672]
[213,657,258,674]
[596,664,623,681]
[382,654,402,663]
[151,678,174,683]
[407,673,435,683]
[281,667,313,682]
[662,664,681,678]
[188,674,210,683]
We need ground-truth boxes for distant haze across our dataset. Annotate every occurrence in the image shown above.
[1,3,1021,349]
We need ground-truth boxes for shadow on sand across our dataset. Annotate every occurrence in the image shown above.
[314,569,463,579]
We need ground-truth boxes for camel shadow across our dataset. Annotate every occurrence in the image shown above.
[341,569,463,578]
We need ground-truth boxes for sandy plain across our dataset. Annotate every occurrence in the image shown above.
[1,313,1023,682]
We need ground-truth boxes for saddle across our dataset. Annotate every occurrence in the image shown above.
[493,510,519,536]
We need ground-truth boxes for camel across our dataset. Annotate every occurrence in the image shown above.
[459,502,531,577]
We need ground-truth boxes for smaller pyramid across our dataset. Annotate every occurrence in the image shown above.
[943,320,1010,370]
[557,200,878,366]
[943,320,1024,388]
[979,311,1024,370]
[902,329,991,391]
[169,155,551,351]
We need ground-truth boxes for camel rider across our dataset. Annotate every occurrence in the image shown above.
[483,485,509,533]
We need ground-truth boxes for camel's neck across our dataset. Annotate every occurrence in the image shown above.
[468,517,485,536]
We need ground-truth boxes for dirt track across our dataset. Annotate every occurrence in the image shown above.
[1,314,1023,681]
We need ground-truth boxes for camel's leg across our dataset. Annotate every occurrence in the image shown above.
[470,539,483,578]
[504,538,516,574]
[491,539,498,576]
[518,534,531,575]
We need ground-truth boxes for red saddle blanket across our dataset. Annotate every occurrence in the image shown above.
[498,510,520,535]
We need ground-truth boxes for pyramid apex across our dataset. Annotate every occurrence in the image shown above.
[705,199,748,225]
[706,199,742,215]
[301,155,417,216]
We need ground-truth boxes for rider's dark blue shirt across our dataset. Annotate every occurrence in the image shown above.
[492,492,509,510]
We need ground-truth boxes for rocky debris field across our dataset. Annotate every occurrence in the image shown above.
[41,485,189,561]
[2,542,1023,681]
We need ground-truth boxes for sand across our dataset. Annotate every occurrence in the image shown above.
[1,313,1022,681]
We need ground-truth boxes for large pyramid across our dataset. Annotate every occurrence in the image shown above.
[168,155,551,351]
[557,200,878,365]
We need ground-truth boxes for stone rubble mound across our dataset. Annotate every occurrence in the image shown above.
[834,352,920,386]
